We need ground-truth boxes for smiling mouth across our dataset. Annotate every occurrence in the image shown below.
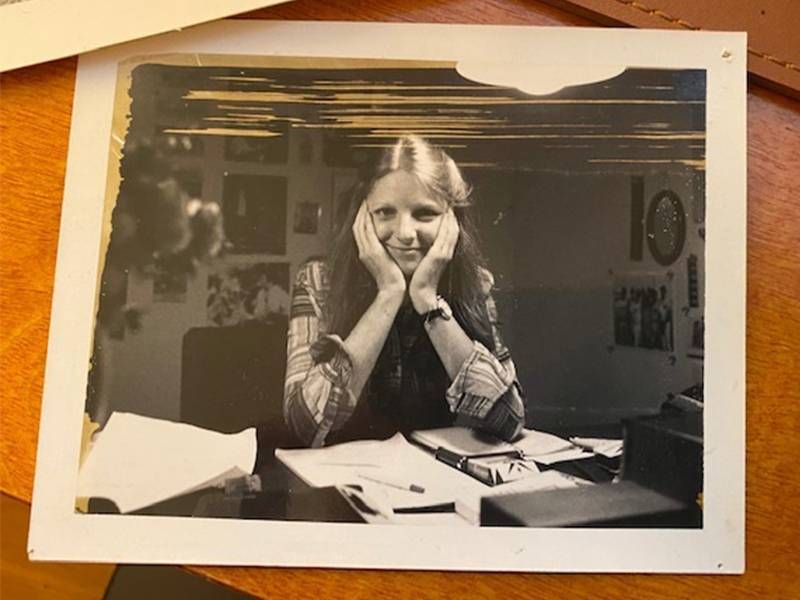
[386,245,423,252]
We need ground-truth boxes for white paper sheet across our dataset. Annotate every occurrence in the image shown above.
[76,412,257,513]
[0,0,292,72]
[276,432,596,525]
[276,434,490,518]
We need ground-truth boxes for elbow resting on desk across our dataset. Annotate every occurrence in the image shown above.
[445,341,526,442]
[452,382,526,442]
[284,324,526,447]
[284,362,526,447]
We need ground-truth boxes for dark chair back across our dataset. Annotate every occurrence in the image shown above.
[180,322,288,436]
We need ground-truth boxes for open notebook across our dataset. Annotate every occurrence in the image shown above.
[410,426,595,485]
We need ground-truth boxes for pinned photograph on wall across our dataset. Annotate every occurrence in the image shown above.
[690,316,705,359]
[29,21,745,573]
[612,273,674,352]
[207,262,290,326]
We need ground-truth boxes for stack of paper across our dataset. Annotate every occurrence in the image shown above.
[276,434,488,525]
[76,412,257,514]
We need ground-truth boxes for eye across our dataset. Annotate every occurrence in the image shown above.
[371,207,396,219]
[413,208,441,222]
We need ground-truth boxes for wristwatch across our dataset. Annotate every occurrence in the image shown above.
[422,295,453,325]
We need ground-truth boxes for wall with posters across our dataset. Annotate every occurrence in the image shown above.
[90,62,708,437]
[106,130,352,420]
[470,166,704,428]
[106,156,704,426]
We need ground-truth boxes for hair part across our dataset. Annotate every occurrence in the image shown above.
[384,136,471,207]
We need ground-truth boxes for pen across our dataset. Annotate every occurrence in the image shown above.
[358,474,425,494]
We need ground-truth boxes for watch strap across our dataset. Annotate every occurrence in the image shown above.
[422,296,451,324]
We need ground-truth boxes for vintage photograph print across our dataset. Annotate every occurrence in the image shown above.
[29,21,746,572]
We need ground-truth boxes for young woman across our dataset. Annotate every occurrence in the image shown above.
[283,136,525,447]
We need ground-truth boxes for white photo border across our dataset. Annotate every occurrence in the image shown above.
[28,20,746,572]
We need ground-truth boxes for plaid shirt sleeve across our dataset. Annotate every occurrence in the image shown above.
[283,262,357,447]
[445,274,526,442]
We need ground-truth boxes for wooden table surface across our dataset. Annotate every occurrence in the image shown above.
[1,0,799,597]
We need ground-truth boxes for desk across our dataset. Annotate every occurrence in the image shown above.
[108,425,617,524]
[2,0,799,597]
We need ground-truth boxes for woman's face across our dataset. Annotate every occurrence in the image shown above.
[365,170,447,276]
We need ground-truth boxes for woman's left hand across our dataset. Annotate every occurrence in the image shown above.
[409,209,460,313]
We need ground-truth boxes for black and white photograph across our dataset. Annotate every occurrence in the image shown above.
[28,21,746,572]
[612,273,675,352]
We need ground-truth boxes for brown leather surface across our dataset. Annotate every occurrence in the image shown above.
[541,0,800,98]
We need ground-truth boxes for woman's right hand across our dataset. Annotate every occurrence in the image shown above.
[353,202,406,296]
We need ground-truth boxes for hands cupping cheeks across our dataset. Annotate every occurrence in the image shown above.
[353,201,459,314]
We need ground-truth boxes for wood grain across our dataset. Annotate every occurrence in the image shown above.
[1,0,798,597]
[0,493,115,599]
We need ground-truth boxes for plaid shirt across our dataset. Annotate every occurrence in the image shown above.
[283,261,525,447]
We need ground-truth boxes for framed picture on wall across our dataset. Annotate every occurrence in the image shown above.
[221,173,287,255]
